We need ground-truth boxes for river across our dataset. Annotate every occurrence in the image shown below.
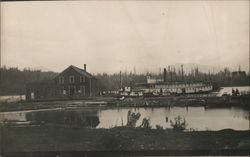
[0,106,249,131]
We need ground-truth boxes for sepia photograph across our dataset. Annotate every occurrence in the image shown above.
[0,0,249,156]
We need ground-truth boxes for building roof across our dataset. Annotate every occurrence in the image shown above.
[54,65,96,79]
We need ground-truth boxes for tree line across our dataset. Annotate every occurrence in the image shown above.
[0,66,58,95]
[0,66,249,95]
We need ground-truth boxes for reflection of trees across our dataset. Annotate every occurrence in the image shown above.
[228,108,250,121]
[241,112,250,121]
[26,110,100,128]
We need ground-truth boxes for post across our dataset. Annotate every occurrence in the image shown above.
[170,66,173,82]
[163,68,167,82]
[120,71,122,90]
[181,64,184,82]
[130,81,132,92]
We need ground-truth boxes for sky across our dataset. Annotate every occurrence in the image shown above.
[1,1,249,74]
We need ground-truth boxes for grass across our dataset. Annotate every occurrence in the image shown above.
[1,125,249,154]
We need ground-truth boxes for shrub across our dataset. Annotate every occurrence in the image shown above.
[126,110,141,127]
[170,116,188,131]
[155,125,164,130]
[139,118,151,129]
[99,132,128,150]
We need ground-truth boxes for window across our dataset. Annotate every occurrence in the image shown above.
[80,76,85,83]
[80,86,85,96]
[59,76,64,84]
[60,87,66,94]
[63,89,66,95]
[68,85,76,95]
[69,75,75,83]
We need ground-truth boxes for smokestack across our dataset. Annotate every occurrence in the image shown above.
[84,64,86,71]
[130,81,132,92]
[120,71,122,90]
[181,64,184,82]
[163,68,167,82]
[170,66,173,82]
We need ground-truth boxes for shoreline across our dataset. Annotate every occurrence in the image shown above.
[1,125,249,155]
[0,95,249,112]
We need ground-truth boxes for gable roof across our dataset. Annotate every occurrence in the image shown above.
[54,65,96,79]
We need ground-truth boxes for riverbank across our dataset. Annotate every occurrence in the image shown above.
[0,95,249,112]
[0,125,249,156]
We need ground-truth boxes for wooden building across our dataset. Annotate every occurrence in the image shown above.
[26,65,98,101]
[54,65,98,97]
[26,80,60,100]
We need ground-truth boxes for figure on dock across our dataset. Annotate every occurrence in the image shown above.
[166,117,168,122]
[235,88,240,96]
[232,88,235,96]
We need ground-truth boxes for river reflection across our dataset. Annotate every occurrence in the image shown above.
[96,107,249,130]
[26,110,100,127]
[0,107,249,131]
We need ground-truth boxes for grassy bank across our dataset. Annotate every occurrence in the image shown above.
[0,125,249,156]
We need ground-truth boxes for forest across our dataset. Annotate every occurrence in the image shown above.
[0,66,249,96]
[0,66,58,95]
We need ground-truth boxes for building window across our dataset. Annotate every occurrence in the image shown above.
[80,86,85,96]
[69,75,75,83]
[80,76,85,83]
[68,85,76,95]
[59,76,64,84]
[63,88,66,94]
[63,87,67,94]
[60,87,66,95]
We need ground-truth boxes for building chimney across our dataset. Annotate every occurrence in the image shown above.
[84,64,86,71]
[163,68,167,82]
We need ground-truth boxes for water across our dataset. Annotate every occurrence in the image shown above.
[0,106,249,131]
[0,95,26,102]
[0,108,64,122]
[97,107,249,130]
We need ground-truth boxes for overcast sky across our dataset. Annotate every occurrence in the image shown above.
[1,1,249,74]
